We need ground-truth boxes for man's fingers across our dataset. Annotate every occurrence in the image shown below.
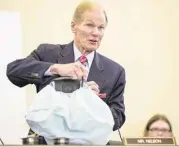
[74,66,83,79]
[87,81,100,93]
[79,63,88,76]
[69,69,78,79]
[87,81,99,88]
[89,84,100,93]
[74,62,88,80]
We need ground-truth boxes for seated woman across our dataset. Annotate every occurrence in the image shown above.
[143,114,173,137]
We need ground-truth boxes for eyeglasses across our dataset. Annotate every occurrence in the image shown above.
[149,128,171,133]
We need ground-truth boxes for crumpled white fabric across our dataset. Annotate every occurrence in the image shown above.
[25,83,114,145]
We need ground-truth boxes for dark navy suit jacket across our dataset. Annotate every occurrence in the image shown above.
[7,41,126,130]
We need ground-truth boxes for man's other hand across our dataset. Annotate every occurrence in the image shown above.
[87,81,100,94]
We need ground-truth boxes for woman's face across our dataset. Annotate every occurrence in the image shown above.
[147,120,172,137]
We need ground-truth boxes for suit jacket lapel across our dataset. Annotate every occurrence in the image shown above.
[57,41,75,64]
[87,52,106,89]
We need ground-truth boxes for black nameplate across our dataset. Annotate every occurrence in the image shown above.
[123,137,176,145]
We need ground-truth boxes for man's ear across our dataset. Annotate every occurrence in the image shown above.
[71,21,76,33]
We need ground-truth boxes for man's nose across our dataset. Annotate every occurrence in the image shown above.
[91,27,100,36]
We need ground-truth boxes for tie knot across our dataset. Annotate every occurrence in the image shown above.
[79,55,87,64]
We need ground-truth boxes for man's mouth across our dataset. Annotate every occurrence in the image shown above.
[89,39,98,43]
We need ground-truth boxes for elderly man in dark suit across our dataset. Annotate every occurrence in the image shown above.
[6,0,126,137]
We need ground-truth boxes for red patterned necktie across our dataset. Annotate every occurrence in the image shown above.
[79,55,87,65]
[79,55,106,99]
[79,55,87,87]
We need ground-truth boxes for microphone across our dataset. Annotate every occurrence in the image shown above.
[107,128,123,146]
[117,127,123,143]
[107,123,124,145]
[0,138,4,145]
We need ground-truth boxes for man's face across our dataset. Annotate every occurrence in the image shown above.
[72,8,107,52]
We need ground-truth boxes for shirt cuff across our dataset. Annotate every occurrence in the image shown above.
[44,67,52,76]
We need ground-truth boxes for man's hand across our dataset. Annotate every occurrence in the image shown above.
[87,81,100,94]
[50,62,88,80]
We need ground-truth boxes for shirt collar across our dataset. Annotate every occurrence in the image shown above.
[73,43,95,69]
